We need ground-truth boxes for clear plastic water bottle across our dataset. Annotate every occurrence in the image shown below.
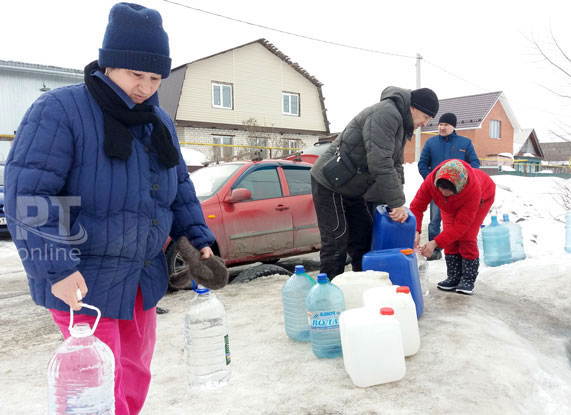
[502,213,526,262]
[184,285,231,390]
[48,301,115,415]
[482,215,512,267]
[415,250,429,296]
[306,273,346,358]
[477,224,486,259]
[282,265,315,342]
[565,211,571,253]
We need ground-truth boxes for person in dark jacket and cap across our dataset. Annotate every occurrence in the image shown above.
[311,86,439,280]
[417,112,480,261]
[4,3,226,414]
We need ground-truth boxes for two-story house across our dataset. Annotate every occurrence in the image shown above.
[158,39,330,162]
[404,91,521,167]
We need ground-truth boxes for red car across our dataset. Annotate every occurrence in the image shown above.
[164,158,321,284]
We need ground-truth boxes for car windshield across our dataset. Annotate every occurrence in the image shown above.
[301,142,331,156]
[190,164,243,200]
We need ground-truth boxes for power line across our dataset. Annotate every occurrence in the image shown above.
[423,59,488,92]
[160,0,571,131]
[160,0,416,59]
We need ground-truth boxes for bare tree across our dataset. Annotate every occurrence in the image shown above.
[531,29,571,142]
[551,179,571,221]
[242,118,283,159]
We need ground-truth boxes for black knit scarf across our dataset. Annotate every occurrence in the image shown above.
[84,61,179,169]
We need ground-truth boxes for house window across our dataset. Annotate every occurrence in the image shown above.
[282,92,299,116]
[213,135,233,161]
[212,82,233,109]
[490,120,501,139]
[282,139,300,156]
[251,138,269,159]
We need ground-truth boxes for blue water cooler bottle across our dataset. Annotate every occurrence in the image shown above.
[482,215,512,266]
[502,213,526,262]
[477,224,486,259]
[306,273,346,358]
[282,265,315,342]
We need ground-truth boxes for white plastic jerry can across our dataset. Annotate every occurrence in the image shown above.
[331,270,391,310]
[339,307,406,388]
[362,285,420,356]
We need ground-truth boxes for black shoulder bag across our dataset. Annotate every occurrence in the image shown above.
[322,141,358,187]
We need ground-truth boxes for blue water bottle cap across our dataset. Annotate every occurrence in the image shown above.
[295,265,306,274]
[480,224,486,229]
[317,273,329,283]
[503,213,509,221]
[491,215,498,224]
[192,280,210,294]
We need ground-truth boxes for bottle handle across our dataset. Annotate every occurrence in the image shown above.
[69,288,102,337]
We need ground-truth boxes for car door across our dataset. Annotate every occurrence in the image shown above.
[221,164,293,260]
[280,164,320,249]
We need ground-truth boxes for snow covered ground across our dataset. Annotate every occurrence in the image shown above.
[0,164,570,414]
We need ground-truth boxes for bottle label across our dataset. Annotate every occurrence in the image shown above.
[307,311,341,330]
[224,334,231,365]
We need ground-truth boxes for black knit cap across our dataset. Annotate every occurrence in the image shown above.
[439,112,457,128]
[99,2,171,78]
[410,88,439,118]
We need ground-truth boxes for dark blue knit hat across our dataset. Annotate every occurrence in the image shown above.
[99,2,171,78]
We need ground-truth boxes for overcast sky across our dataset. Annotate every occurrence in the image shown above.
[3,0,571,142]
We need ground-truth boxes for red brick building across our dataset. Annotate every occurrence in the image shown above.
[404,91,521,164]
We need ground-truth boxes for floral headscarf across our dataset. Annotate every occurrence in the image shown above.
[434,159,468,193]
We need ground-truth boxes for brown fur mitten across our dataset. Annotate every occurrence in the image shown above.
[169,236,228,290]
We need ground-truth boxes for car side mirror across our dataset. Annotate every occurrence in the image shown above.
[224,188,252,204]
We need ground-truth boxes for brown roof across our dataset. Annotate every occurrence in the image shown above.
[539,142,571,162]
[423,91,503,132]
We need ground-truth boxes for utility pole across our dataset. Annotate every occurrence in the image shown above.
[415,53,422,162]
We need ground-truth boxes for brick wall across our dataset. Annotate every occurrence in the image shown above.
[404,101,515,163]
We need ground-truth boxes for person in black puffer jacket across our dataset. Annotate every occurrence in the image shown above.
[310,86,439,279]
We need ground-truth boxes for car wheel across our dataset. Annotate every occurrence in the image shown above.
[165,243,192,291]
[232,264,292,284]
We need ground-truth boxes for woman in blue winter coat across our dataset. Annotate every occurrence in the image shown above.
[3,3,218,414]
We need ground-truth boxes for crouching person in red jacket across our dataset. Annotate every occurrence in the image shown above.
[410,159,495,295]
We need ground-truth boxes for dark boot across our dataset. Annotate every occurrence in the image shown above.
[437,254,463,291]
[456,258,479,295]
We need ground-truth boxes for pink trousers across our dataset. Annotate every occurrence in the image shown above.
[51,288,157,415]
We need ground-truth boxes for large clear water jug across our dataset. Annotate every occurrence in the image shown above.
[282,265,315,342]
[371,205,416,250]
[339,307,405,387]
[502,214,526,262]
[482,216,512,267]
[47,300,115,415]
[184,285,231,390]
[565,211,571,253]
[306,273,346,358]
[331,270,391,310]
